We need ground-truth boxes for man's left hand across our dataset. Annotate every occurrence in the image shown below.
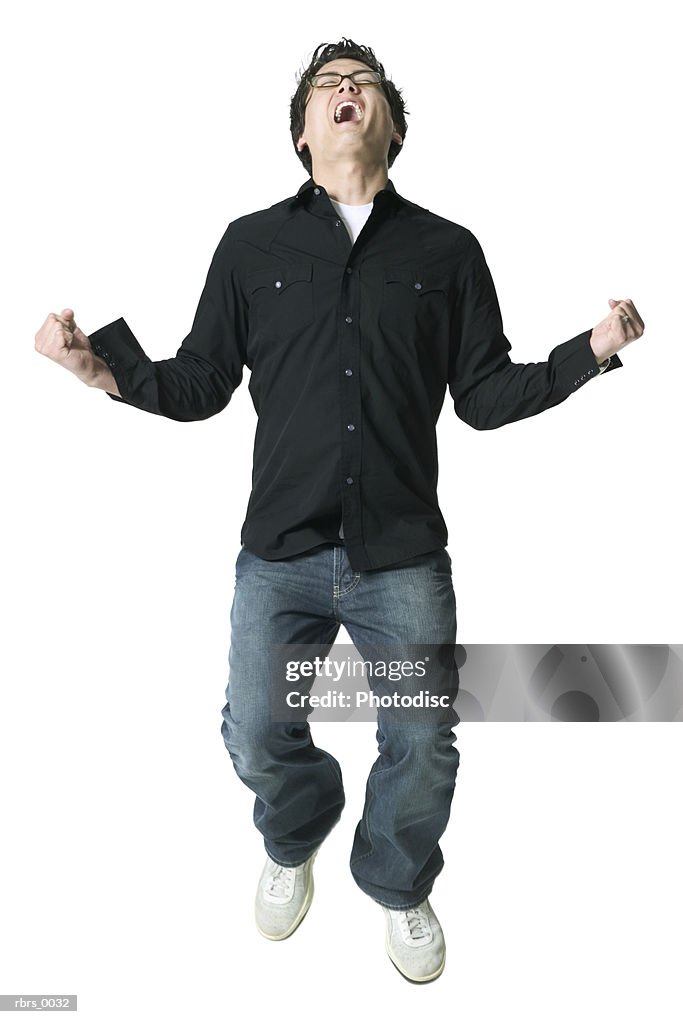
[590,298,645,363]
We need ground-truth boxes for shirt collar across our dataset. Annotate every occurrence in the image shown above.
[295,177,405,207]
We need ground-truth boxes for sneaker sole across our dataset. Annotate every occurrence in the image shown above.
[385,933,446,984]
[256,850,318,941]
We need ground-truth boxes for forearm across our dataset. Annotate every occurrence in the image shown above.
[88,318,242,420]
[85,223,249,418]
[450,234,623,430]
[451,330,623,430]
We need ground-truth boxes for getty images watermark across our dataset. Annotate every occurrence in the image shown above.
[267,644,683,723]
[271,642,458,724]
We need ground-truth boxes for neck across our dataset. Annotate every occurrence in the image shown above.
[310,157,389,205]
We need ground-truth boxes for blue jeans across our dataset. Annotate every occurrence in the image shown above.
[220,543,460,910]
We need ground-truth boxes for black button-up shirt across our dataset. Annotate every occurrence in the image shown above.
[88,176,622,570]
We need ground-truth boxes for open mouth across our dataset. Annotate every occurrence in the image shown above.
[333,100,364,124]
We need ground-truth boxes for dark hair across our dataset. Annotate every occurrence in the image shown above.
[289,38,409,176]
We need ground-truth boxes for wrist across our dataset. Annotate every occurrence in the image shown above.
[589,332,611,367]
[86,353,118,392]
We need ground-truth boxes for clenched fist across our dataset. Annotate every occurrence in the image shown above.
[589,298,645,364]
[35,309,119,394]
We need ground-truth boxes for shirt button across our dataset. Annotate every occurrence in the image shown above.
[346,267,353,274]
[345,368,353,376]
[346,477,354,484]
[314,187,320,195]
[414,282,422,290]
[335,219,342,227]
[275,281,282,289]
[347,424,355,431]
[345,316,353,324]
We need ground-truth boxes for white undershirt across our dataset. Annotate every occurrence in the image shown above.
[329,197,374,245]
[328,198,375,539]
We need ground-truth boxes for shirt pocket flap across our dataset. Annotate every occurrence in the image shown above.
[383,267,448,296]
[246,262,313,297]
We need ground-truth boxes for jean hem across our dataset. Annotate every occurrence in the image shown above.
[264,843,320,869]
[359,886,434,911]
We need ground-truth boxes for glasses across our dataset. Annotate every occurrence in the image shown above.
[309,70,384,89]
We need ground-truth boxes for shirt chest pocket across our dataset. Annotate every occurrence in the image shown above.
[381,267,449,341]
[245,262,314,338]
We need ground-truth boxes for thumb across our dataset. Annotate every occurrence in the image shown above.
[608,298,618,308]
[60,308,75,322]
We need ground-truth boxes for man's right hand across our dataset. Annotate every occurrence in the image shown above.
[35,309,120,395]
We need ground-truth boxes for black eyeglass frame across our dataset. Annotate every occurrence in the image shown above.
[307,70,385,89]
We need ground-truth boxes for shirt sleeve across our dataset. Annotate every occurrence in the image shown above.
[448,232,623,431]
[87,224,248,422]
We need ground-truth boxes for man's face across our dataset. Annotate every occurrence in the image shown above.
[296,58,403,171]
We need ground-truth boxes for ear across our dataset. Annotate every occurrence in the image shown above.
[392,128,403,146]
[297,135,307,153]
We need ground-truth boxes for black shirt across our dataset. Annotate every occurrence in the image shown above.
[88,176,622,571]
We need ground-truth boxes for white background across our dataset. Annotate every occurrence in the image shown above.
[2,0,682,1020]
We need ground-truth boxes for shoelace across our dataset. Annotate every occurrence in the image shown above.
[265,864,296,900]
[399,906,431,941]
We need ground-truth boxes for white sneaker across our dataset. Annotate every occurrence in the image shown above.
[255,849,318,940]
[383,898,446,982]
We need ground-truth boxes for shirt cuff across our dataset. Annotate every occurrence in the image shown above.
[551,329,624,392]
[88,317,148,404]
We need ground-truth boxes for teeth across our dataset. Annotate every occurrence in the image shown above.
[334,100,363,123]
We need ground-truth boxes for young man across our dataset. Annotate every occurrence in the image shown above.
[34,38,644,984]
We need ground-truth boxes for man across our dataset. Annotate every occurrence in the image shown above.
[34,38,644,983]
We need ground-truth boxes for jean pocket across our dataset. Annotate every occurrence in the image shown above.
[234,543,252,580]
[426,547,453,577]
